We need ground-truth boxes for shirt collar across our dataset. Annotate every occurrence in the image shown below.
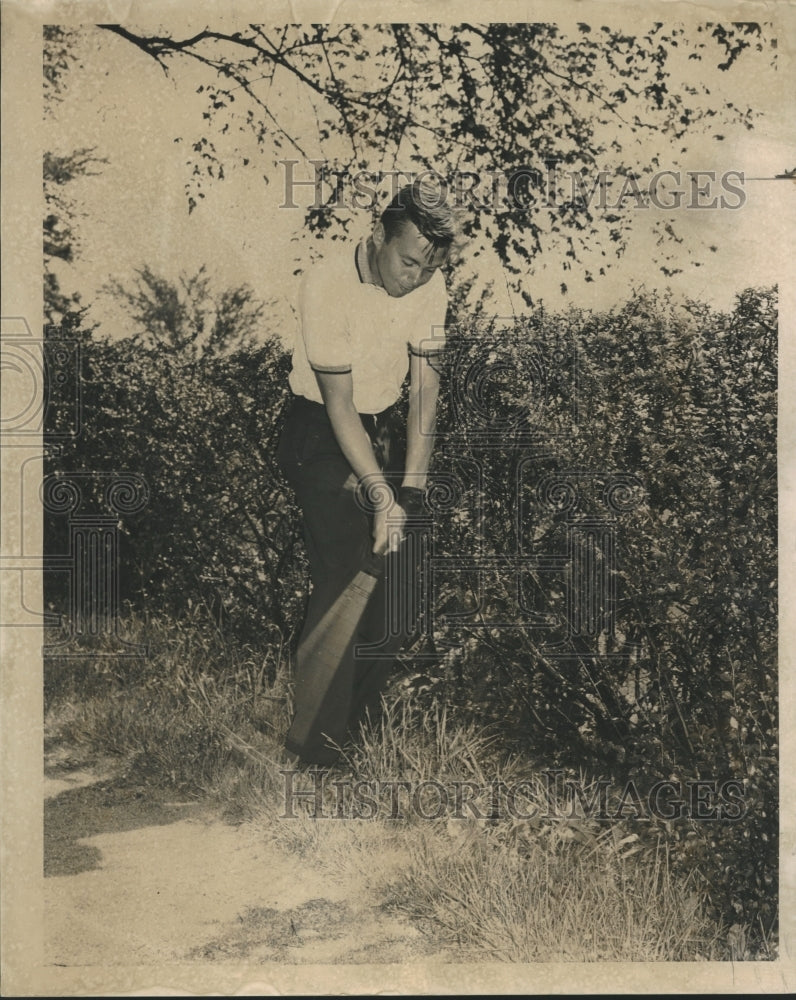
[356,237,383,289]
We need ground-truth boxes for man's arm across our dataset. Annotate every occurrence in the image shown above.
[403,351,441,490]
[315,370,402,553]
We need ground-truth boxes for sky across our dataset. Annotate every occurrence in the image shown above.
[45,21,794,345]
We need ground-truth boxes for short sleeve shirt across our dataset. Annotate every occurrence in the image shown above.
[288,239,448,414]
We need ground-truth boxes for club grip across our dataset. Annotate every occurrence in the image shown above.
[361,548,387,579]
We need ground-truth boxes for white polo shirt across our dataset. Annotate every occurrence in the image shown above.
[288,238,448,414]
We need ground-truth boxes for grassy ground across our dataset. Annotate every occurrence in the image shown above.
[44,611,732,962]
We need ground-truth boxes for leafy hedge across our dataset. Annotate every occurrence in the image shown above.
[420,288,777,946]
[44,286,777,951]
[44,330,306,653]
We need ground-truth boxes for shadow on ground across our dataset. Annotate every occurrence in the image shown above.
[45,755,205,877]
[43,739,456,965]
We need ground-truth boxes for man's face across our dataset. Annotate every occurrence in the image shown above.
[373,221,449,298]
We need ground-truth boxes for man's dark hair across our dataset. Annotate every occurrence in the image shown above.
[380,177,456,249]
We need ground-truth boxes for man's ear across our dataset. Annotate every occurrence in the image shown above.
[372,221,386,250]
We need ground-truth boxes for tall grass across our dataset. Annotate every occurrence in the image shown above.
[388,817,720,961]
[45,610,728,961]
[45,607,292,802]
[329,701,724,961]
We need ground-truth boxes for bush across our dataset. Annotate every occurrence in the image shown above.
[413,288,777,949]
[44,330,307,646]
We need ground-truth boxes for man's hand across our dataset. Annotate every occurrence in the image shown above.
[373,502,406,554]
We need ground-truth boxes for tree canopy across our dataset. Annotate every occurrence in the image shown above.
[97,21,776,298]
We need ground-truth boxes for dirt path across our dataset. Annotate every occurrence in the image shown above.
[44,749,451,966]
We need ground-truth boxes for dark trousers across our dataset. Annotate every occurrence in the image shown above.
[276,395,421,764]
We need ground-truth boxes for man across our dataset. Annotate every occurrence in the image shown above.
[277,178,454,764]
